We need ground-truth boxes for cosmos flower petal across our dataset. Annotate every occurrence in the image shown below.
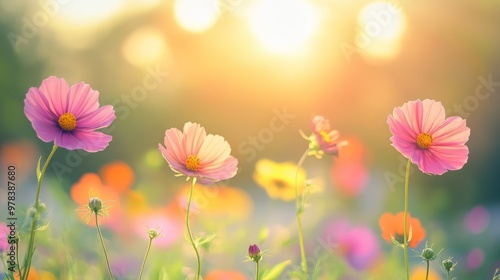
[431,116,470,145]
[429,145,469,171]
[198,156,238,182]
[75,130,113,152]
[420,99,446,133]
[78,105,116,129]
[182,122,206,157]
[54,131,83,150]
[198,134,231,165]
[28,119,60,143]
[24,87,58,124]
[162,128,186,166]
[39,76,71,116]
[67,81,100,117]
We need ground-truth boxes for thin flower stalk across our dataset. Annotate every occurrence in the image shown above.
[139,230,157,280]
[186,178,201,280]
[22,145,58,280]
[95,212,115,280]
[295,149,309,277]
[403,158,411,280]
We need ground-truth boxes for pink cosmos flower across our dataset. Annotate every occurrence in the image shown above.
[24,76,115,152]
[308,115,347,158]
[159,122,238,184]
[387,99,470,175]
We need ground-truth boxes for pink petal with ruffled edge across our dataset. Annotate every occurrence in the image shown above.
[39,76,70,117]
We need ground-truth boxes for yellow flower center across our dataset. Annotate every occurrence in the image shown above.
[58,113,77,131]
[416,133,433,149]
[319,130,331,143]
[186,155,201,171]
[272,179,288,189]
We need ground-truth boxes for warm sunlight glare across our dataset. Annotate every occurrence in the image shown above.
[122,26,169,67]
[356,1,407,61]
[174,0,220,33]
[248,0,319,54]
[58,0,124,25]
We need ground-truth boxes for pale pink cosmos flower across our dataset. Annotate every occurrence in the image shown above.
[159,122,238,184]
[387,99,470,175]
[308,115,347,158]
[24,76,115,152]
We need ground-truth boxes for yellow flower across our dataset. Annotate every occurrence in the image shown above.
[253,159,307,201]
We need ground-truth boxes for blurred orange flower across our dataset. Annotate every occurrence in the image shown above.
[253,159,306,201]
[1,140,38,183]
[100,161,134,193]
[410,267,442,280]
[14,268,56,280]
[379,212,426,248]
[70,173,121,227]
[205,270,247,280]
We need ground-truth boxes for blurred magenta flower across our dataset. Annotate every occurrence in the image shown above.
[464,205,490,234]
[24,76,115,152]
[323,219,380,271]
[159,122,238,184]
[387,99,470,175]
[466,248,484,270]
[0,222,8,253]
[307,115,347,158]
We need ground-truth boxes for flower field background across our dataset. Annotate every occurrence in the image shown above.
[1,0,500,279]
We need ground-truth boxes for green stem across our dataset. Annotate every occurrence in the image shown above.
[186,178,201,280]
[295,149,309,278]
[95,212,115,280]
[403,158,411,280]
[255,261,260,280]
[22,145,58,280]
[447,271,450,280]
[425,260,429,280]
[16,238,21,277]
[138,237,153,280]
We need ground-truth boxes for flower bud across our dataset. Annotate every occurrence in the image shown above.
[37,202,47,213]
[442,257,456,272]
[27,207,38,219]
[148,229,160,240]
[88,197,103,213]
[248,244,262,263]
[421,247,436,261]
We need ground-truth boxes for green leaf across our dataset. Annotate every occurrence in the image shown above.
[159,268,170,280]
[390,234,402,248]
[312,258,321,280]
[195,232,216,249]
[407,224,413,244]
[36,156,42,181]
[35,221,50,232]
[261,260,292,280]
